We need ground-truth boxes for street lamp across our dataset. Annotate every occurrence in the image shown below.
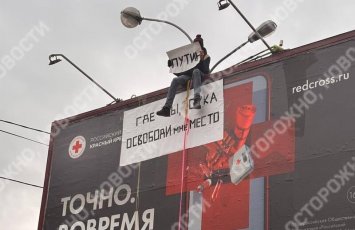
[210,20,277,73]
[218,0,230,10]
[218,0,274,53]
[121,7,193,43]
[48,54,120,102]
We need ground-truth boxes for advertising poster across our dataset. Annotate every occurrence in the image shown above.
[39,35,355,230]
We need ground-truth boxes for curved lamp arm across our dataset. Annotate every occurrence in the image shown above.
[210,40,249,73]
[121,9,193,43]
[227,0,273,53]
[143,17,193,43]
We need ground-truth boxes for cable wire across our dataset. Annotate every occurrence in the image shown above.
[0,176,43,189]
[0,119,50,134]
[236,48,269,66]
[0,129,49,146]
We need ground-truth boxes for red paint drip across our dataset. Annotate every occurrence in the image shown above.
[178,81,191,230]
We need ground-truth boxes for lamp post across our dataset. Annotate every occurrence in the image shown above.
[120,7,193,43]
[218,0,274,53]
[48,54,120,102]
[210,20,277,73]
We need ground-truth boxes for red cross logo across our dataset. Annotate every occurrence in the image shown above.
[72,140,83,153]
[69,136,86,159]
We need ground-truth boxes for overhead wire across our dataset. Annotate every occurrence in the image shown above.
[0,176,43,189]
[0,122,47,190]
[0,129,49,146]
[0,119,50,134]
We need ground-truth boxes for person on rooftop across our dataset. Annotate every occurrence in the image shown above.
[157,34,211,117]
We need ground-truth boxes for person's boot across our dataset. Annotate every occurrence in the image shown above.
[156,106,171,117]
[191,96,201,109]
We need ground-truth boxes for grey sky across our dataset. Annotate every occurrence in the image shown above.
[0,0,354,229]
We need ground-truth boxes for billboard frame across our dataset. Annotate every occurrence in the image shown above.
[38,29,355,229]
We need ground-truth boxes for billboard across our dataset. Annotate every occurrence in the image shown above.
[39,32,355,230]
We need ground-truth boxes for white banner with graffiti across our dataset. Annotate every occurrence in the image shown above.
[167,42,201,74]
[120,80,224,166]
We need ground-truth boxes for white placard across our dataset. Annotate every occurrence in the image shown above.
[167,42,201,74]
[120,80,224,166]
